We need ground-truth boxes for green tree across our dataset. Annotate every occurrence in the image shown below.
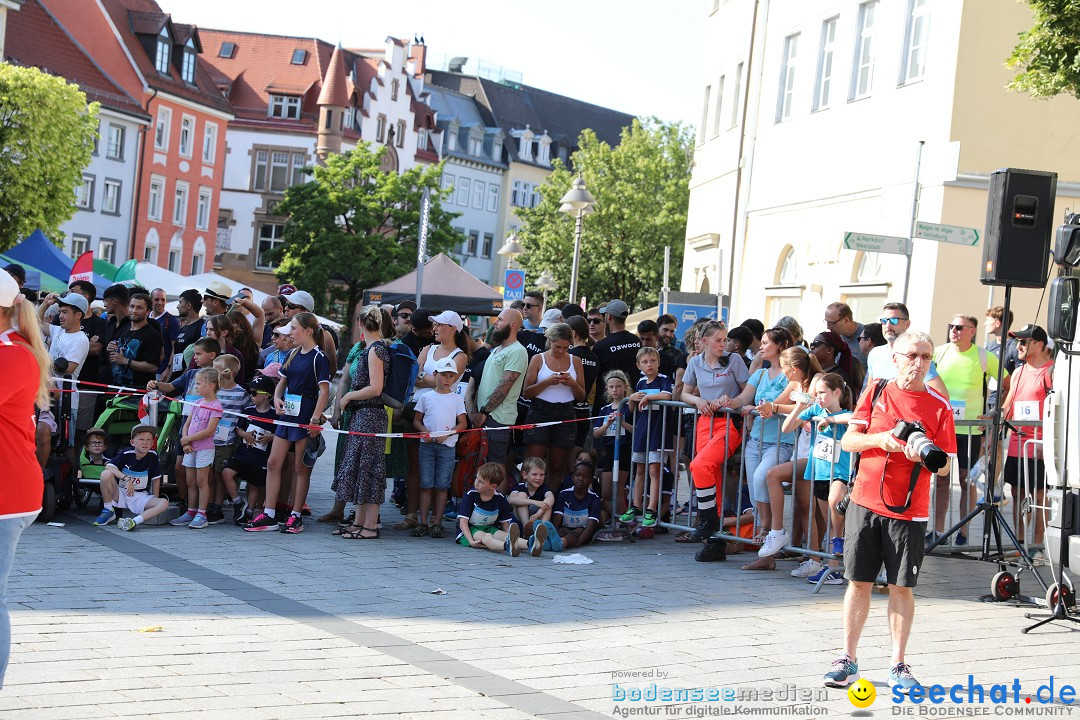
[273,145,462,342]
[515,118,692,312]
[1007,1,1080,97]
[0,64,99,248]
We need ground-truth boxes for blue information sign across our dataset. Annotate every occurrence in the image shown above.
[504,270,525,301]
[665,303,729,347]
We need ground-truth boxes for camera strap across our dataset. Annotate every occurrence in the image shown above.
[879,461,924,515]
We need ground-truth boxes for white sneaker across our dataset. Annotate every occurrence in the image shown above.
[791,559,824,578]
[758,529,790,557]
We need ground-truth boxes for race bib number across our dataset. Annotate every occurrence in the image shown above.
[813,435,841,463]
[452,381,468,397]
[283,393,302,417]
[643,388,661,396]
[122,469,149,492]
[1014,400,1040,421]
[950,399,966,421]
[250,427,271,451]
[182,393,199,416]
[214,416,236,444]
[604,413,625,437]
[562,509,588,528]
[172,353,185,373]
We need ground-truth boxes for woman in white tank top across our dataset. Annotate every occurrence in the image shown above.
[522,323,585,491]
[413,311,470,402]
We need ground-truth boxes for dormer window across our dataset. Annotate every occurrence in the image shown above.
[418,127,428,151]
[492,135,503,161]
[536,133,551,165]
[155,28,170,74]
[291,49,307,65]
[218,42,236,58]
[468,128,483,157]
[181,38,196,83]
[517,125,535,162]
[269,94,301,120]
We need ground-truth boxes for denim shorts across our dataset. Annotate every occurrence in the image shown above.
[419,440,455,490]
[183,448,215,469]
[632,450,664,465]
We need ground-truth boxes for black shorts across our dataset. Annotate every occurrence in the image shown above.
[844,502,925,588]
[598,442,632,473]
[574,405,591,448]
[809,477,845,502]
[224,456,268,487]
[953,433,980,471]
[1004,455,1046,491]
[523,399,576,449]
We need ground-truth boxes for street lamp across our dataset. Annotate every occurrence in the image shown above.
[560,174,596,305]
[497,232,525,269]
[536,269,557,306]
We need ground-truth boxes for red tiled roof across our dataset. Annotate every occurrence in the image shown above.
[5,0,148,120]
[99,0,233,115]
[317,44,348,107]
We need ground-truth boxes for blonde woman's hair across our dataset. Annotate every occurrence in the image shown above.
[1,301,53,408]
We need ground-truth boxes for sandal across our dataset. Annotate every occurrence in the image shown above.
[333,524,363,536]
[342,526,380,539]
[394,515,418,530]
[430,524,445,539]
[674,532,699,544]
[317,512,345,524]
[740,556,777,571]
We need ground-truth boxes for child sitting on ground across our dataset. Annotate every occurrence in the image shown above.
[412,356,468,539]
[457,462,547,557]
[223,373,278,525]
[91,425,168,530]
[618,347,673,528]
[554,460,603,549]
[508,456,555,537]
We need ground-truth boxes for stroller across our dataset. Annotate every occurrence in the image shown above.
[38,374,77,523]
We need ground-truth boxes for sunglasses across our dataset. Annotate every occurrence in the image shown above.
[284,302,303,311]
[947,324,975,332]
[522,303,539,309]
[879,317,907,326]
[587,318,603,325]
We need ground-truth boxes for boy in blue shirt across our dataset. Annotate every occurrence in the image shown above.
[554,460,603,549]
[458,462,547,557]
[92,426,168,530]
[617,347,673,528]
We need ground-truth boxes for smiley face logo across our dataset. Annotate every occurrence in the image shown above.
[848,678,876,708]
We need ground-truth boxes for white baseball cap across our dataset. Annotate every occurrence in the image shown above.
[0,270,21,307]
[434,356,458,373]
[287,290,315,312]
[430,310,463,332]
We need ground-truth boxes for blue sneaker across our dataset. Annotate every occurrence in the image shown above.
[542,520,562,552]
[529,522,547,557]
[823,654,859,688]
[504,523,520,557]
[188,514,209,529]
[444,507,458,521]
[888,662,919,695]
[830,536,844,556]
[91,508,116,526]
[807,567,844,585]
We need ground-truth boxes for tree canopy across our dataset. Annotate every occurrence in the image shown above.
[1007,0,1080,98]
[273,145,462,334]
[514,118,693,312]
[0,64,99,249]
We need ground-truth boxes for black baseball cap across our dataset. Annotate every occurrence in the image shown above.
[394,300,417,316]
[411,308,434,331]
[3,264,26,284]
[1009,324,1049,344]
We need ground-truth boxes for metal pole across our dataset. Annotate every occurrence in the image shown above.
[662,245,671,316]
[569,210,583,305]
[901,140,925,305]
[415,187,431,307]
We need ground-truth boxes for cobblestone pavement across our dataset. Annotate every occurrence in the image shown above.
[3,458,1078,719]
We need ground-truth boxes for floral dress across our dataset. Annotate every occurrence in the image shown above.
[332,340,391,505]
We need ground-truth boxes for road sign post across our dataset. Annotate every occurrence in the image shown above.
[913,221,980,246]
[503,269,525,301]
[842,232,910,255]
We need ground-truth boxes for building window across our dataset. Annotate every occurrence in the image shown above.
[256,223,285,270]
[269,151,289,192]
[179,115,195,158]
[253,150,268,191]
[219,41,236,58]
[457,177,470,206]
[291,49,307,65]
[97,238,116,264]
[482,233,494,258]
[168,248,181,273]
[472,181,485,209]
[851,1,878,100]
[269,95,301,120]
[190,252,203,275]
[181,40,196,83]
[391,80,399,101]
[730,62,743,127]
[537,138,551,165]
[487,184,499,212]
[776,34,799,122]
[203,122,218,164]
[75,175,94,210]
[343,106,354,131]
[512,180,538,208]
[467,230,479,256]
[144,242,157,263]
[469,132,483,157]
[155,28,170,74]
[148,176,164,221]
[102,179,121,215]
[252,149,306,192]
[396,120,406,148]
[106,124,124,160]
[778,247,798,284]
[291,153,306,186]
[376,115,387,142]
[712,76,725,137]
[901,0,930,85]
[154,107,171,151]
[442,174,455,192]
[196,188,212,230]
[814,16,838,111]
[173,182,189,225]
[71,234,89,257]
[493,137,503,160]
[698,84,711,143]
[418,127,428,151]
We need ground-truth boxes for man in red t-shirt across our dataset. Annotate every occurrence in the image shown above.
[824,331,955,693]
[999,324,1053,544]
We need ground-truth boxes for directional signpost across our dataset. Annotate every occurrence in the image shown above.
[843,232,910,255]
[913,221,980,246]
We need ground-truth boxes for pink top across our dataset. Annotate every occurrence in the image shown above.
[187,400,223,452]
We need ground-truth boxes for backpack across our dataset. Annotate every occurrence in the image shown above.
[452,430,489,498]
[379,340,418,410]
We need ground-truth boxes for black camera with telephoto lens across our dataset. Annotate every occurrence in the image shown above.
[892,419,948,473]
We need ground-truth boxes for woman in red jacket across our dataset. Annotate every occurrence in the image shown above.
[0,268,52,689]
